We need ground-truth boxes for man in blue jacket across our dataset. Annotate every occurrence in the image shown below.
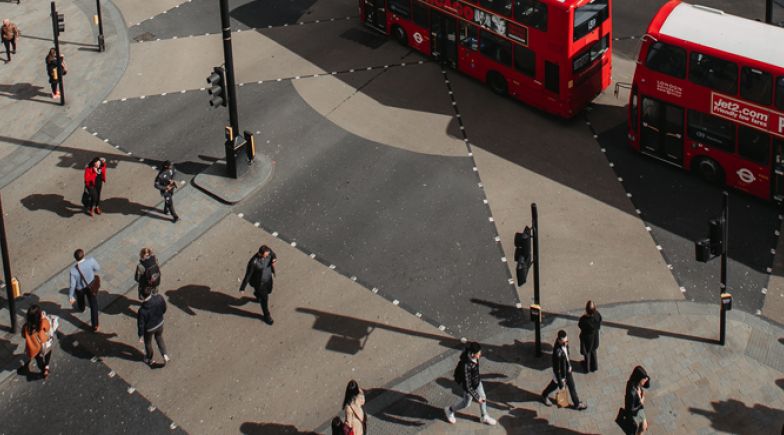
[68,249,101,331]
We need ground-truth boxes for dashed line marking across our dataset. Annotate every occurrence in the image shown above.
[127,387,136,394]
[237,213,244,218]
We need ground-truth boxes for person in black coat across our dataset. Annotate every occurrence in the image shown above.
[625,366,650,434]
[444,342,497,426]
[137,286,168,367]
[239,245,277,325]
[541,330,587,410]
[578,300,602,373]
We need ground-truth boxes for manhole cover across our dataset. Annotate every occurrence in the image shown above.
[133,32,156,42]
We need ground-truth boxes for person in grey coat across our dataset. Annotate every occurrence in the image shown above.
[137,286,168,367]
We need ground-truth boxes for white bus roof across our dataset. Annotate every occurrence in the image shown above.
[658,2,784,69]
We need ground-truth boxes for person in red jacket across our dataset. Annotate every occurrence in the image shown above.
[83,157,106,216]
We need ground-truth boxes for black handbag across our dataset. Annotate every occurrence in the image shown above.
[615,408,638,434]
[81,187,92,208]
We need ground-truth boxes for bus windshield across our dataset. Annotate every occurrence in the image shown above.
[574,0,609,41]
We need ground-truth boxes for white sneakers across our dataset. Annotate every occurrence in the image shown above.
[444,406,456,424]
[444,406,497,426]
[163,354,170,362]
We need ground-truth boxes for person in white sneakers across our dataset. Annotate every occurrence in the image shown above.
[444,341,497,426]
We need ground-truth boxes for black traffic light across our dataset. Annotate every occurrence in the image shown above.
[57,13,64,33]
[514,227,533,286]
[207,66,227,108]
[695,217,724,262]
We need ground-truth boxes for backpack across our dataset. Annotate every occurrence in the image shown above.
[143,258,161,288]
[453,358,465,385]
[154,171,166,191]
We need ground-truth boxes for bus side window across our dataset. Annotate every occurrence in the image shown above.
[740,67,772,106]
[388,0,411,18]
[460,22,478,51]
[412,1,429,28]
[514,45,535,77]
[689,52,738,95]
[776,76,784,111]
[479,30,513,67]
[687,110,735,153]
[738,126,770,165]
[514,0,547,31]
[630,87,638,133]
[545,61,559,94]
[645,42,686,79]
[480,0,512,17]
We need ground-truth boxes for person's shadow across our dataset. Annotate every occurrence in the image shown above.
[58,330,144,362]
[0,82,57,104]
[20,193,84,217]
[165,285,259,319]
[238,422,316,435]
[364,388,444,427]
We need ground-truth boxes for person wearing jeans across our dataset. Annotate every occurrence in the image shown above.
[445,342,497,426]
[68,249,101,331]
[137,286,169,366]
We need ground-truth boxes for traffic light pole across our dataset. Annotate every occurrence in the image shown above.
[719,192,728,346]
[0,193,17,333]
[96,0,105,52]
[766,0,773,23]
[219,0,240,177]
[532,203,542,357]
[51,2,65,106]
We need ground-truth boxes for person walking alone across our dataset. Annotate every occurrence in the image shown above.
[578,300,602,373]
[45,48,64,99]
[1,19,19,62]
[83,158,106,216]
[624,366,650,434]
[137,287,169,367]
[239,245,277,325]
[541,330,587,410]
[154,160,179,223]
[68,249,101,331]
[444,341,497,426]
[21,305,54,379]
[135,247,161,299]
[343,380,366,435]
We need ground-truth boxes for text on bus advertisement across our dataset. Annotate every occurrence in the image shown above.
[710,93,784,138]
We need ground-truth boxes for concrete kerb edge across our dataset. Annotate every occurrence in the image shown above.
[0,0,131,189]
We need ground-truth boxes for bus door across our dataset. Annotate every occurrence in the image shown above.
[640,97,684,166]
[363,0,386,31]
[431,11,457,68]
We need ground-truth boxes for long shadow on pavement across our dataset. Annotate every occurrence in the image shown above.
[365,387,443,427]
[689,399,784,434]
[552,312,716,345]
[165,285,260,319]
[238,422,316,435]
[499,407,598,434]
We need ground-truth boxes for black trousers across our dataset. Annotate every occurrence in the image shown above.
[75,288,99,328]
[49,80,60,95]
[542,371,581,405]
[2,39,15,60]
[34,349,52,371]
[162,191,178,218]
[143,326,167,361]
[94,180,103,207]
[583,349,598,372]
[256,292,271,319]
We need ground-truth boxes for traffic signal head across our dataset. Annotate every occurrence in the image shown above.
[695,238,711,262]
[57,13,64,33]
[708,218,723,256]
[207,66,227,108]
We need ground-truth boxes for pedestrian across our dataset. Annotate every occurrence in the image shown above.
[625,366,650,434]
[68,248,101,331]
[21,305,54,379]
[134,247,161,299]
[239,245,277,325]
[343,380,366,435]
[94,157,107,213]
[1,19,19,62]
[137,286,169,367]
[154,160,179,223]
[330,417,344,435]
[541,330,588,410]
[45,48,65,99]
[444,341,497,426]
[83,157,105,216]
[578,300,602,373]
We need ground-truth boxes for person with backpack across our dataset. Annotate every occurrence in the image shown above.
[135,247,161,299]
[137,286,169,367]
[444,341,497,426]
[541,330,588,410]
[68,248,101,331]
[21,305,55,379]
[239,245,277,325]
[154,160,179,223]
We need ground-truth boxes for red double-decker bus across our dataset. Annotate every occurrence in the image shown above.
[359,0,612,118]
[628,1,784,201]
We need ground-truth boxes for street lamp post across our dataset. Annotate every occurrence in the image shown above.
[0,193,17,333]
[96,0,105,51]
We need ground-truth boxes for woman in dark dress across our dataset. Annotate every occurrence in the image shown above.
[578,300,602,373]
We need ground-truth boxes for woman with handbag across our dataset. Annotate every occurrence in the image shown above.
[22,305,54,379]
[45,48,64,99]
[624,366,650,434]
[343,380,366,435]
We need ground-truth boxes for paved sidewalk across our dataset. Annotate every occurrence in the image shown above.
[352,301,784,434]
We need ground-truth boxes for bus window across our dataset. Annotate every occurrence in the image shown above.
[479,30,513,66]
[776,76,784,111]
[738,126,770,165]
[460,22,478,51]
[689,52,738,95]
[545,61,559,94]
[388,0,411,18]
[687,110,735,152]
[412,2,428,27]
[573,35,608,73]
[740,67,772,106]
[514,45,535,77]
[645,42,686,79]
[513,0,547,31]
[573,0,608,41]
[480,0,512,17]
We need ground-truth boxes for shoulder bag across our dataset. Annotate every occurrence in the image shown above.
[76,263,101,295]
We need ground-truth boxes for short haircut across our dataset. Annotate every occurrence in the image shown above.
[74,249,85,261]
[557,330,567,340]
[258,245,270,255]
[162,160,172,169]
[141,286,153,299]
[467,341,482,355]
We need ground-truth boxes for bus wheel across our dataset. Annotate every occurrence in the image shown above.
[393,26,407,46]
[487,72,507,96]
[695,158,724,185]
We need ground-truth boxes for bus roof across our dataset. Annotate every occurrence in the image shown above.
[654,2,784,69]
